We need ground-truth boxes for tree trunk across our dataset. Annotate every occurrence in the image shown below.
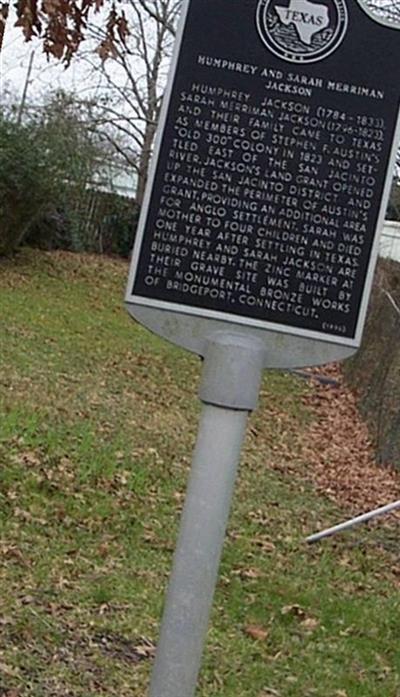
[135,118,157,208]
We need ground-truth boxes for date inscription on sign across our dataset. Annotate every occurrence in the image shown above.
[126,0,400,347]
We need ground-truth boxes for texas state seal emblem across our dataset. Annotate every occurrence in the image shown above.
[256,0,348,63]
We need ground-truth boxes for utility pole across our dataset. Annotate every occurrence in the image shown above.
[17,50,35,124]
[0,3,9,54]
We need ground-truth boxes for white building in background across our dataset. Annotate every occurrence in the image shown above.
[91,163,137,200]
[380,221,400,262]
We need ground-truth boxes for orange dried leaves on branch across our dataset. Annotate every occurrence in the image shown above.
[97,3,129,60]
[13,0,129,64]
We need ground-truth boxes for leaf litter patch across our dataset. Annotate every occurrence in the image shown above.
[284,362,400,554]
[300,363,400,513]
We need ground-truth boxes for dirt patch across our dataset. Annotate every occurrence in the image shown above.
[91,634,155,663]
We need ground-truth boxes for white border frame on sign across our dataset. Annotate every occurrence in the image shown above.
[125,0,400,365]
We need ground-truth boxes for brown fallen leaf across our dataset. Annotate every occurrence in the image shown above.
[254,536,276,553]
[20,450,41,467]
[241,567,265,580]
[281,604,306,619]
[300,616,320,632]
[0,661,20,677]
[244,624,269,641]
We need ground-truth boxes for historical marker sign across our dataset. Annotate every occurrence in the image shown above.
[126,0,400,349]
[125,7,399,692]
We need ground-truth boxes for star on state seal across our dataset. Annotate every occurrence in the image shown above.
[256,0,348,63]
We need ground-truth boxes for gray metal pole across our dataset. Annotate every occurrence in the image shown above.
[149,404,248,696]
[149,333,266,697]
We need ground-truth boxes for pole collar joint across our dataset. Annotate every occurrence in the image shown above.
[198,332,266,411]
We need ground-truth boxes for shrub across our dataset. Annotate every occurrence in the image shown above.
[0,92,138,257]
[0,116,61,255]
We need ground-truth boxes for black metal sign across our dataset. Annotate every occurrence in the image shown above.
[126,0,400,346]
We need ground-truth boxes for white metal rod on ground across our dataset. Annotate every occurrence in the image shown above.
[306,500,400,544]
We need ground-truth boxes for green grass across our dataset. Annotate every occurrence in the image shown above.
[0,249,399,696]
